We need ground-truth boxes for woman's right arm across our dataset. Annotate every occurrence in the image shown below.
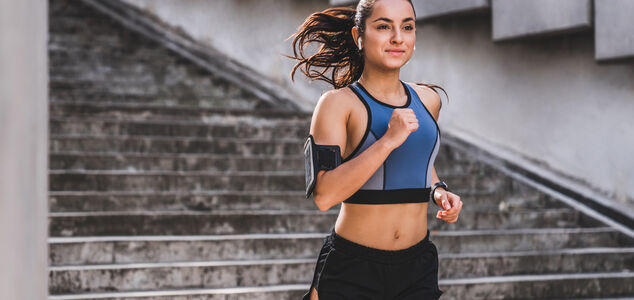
[309,89,415,211]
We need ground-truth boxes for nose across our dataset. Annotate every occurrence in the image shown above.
[391,29,403,45]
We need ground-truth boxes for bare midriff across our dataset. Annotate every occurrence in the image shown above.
[334,202,430,250]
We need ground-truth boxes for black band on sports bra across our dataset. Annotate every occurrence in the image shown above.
[343,188,432,204]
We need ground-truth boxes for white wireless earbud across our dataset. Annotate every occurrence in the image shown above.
[414,45,416,51]
[358,37,362,50]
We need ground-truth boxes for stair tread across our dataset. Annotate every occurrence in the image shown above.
[49,134,304,142]
[48,283,308,299]
[46,273,634,298]
[49,151,303,159]
[49,247,634,270]
[49,100,311,117]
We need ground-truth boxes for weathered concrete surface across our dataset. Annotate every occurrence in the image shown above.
[595,0,634,61]
[493,0,592,41]
[413,0,489,20]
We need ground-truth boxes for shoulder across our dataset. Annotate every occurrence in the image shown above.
[316,85,356,108]
[312,86,356,121]
[404,80,442,121]
[309,85,356,144]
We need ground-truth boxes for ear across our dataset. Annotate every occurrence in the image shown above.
[351,26,360,47]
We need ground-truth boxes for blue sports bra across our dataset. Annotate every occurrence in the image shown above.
[342,80,441,205]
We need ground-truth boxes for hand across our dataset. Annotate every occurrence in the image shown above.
[433,189,463,223]
[382,108,418,150]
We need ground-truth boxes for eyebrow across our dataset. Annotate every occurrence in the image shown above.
[372,17,415,23]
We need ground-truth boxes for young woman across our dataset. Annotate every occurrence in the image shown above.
[286,0,463,299]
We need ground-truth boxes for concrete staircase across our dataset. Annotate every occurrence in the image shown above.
[48,0,634,299]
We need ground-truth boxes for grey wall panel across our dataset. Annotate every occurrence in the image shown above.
[329,0,357,6]
[330,0,490,21]
[0,0,49,299]
[493,0,591,41]
[413,0,489,20]
[595,0,634,61]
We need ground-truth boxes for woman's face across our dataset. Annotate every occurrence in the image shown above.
[361,0,416,70]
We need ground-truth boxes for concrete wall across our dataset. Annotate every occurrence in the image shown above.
[492,0,592,41]
[416,13,634,214]
[0,0,49,299]
[595,0,634,61]
[121,0,634,212]
[413,0,489,20]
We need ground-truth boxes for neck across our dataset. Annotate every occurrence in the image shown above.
[357,67,403,100]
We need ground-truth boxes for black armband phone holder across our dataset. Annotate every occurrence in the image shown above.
[303,134,342,198]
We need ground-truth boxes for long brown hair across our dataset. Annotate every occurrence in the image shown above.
[284,0,448,105]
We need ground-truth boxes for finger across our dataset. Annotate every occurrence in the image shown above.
[440,210,456,219]
[404,116,418,123]
[445,193,457,206]
[450,196,461,208]
[439,213,456,223]
[433,190,452,210]
[441,195,451,210]
[437,210,456,219]
[436,210,451,218]
[443,205,461,216]
[445,205,460,214]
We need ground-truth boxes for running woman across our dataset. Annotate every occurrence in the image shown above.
[286,0,463,299]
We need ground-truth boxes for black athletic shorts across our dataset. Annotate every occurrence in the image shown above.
[302,227,444,300]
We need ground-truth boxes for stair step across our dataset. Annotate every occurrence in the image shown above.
[45,272,634,299]
[49,78,228,99]
[48,210,338,236]
[438,247,634,278]
[48,32,124,50]
[48,47,178,68]
[48,208,602,237]
[49,284,307,300]
[48,189,314,212]
[48,254,634,294]
[49,135,304,155]
[48,169,306,192]
[49,101,310,121]
[49,117,309,139]
[440,272,634,299]
[50,91,263,110]
[48,258,314,295]
[48,228,632,266]
[49,152,304,173]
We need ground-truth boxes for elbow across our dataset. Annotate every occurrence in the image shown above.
[313,191,331,212]
[311,170,332,211]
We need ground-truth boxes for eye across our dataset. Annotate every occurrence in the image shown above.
[377,24,389,30]
[405,25,414,30]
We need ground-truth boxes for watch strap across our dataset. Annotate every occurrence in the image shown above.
[430,181,449,208]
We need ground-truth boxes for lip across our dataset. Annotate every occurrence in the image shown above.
[386,49,405,56]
